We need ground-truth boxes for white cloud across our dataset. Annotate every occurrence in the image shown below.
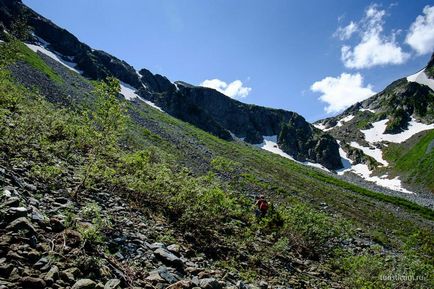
[311,73,376,113]
[338,4,409,69]
[405,5,434,55]
[200,79,251,98]
[335,21,358,40]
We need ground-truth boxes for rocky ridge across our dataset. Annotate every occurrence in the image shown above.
[0,0,343,170]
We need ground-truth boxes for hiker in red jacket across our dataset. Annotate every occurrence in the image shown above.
[255,195,269,217]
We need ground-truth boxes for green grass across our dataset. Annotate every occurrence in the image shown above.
[0,39,63,83]
[384,130,434,192]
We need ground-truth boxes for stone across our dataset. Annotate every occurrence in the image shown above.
[44,265,59,282]
[165,280,192,289]
[33,257,49,269]
[146,271,165,283]
[236,281,247,289]
[60,267,81,283]
[154,248,184,269]
[71,279,96,289]
[3,197,20,207]
[64,229,82,247]
[6,217,36,235]
[30,208,47,224]
[258,281,268,289]
[50,216,66,232]
[19,276,46,289]
[167,244,181,253]
[199,278,222,289]
[148,242,165,250]
[104,278,121,289]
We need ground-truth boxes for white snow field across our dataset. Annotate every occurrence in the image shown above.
[349,141,388,166]
[313,122,333,131]
[336,143,412,194]
[359,108,376,113]
[256,136,294,160]
[119,82,163,112]
[362,118,434,143]
[336,114,355,127]
[25,43,82,74]
[407,68,434,91]
[255,136,330,171]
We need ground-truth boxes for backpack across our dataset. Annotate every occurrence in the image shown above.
[259,200,269,211]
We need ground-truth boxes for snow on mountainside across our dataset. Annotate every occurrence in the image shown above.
[25,40,164,112]
[314,63,434,194]
[25,43,82,73]
[255,136,330,171]
[119,82,164,111]
[362,117,434,143]
[407,68,434,91]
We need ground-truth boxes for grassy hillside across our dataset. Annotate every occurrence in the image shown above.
[1,38,433,288]
[384,130,434,192]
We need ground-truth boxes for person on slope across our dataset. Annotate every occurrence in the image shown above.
[255,195,269,218]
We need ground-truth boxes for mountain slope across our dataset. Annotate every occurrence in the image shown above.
[1,36,434,289]
[0,1,433,288]
[0,0,342,170]
[315,54,434,194]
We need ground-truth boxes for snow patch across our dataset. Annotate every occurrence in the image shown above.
[119,82,164,112]
[336,115,355,127]
[303,161,330,171]
[362,118,434,143]
[350,141,388,166]
[255,136,330,171]
[255,136,294,160]
[407,68,434,91]
[120,82,140,100]
[336,141,353,172]
[313,122,333,131]
[336,143,413,193]
[25,43,82,74]
[360,108,376,113]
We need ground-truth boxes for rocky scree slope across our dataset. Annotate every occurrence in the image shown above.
[0,0,342,170]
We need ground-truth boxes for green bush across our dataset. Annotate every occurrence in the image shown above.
[278,203,350,259]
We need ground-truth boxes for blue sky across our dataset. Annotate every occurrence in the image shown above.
[23,0,434,121]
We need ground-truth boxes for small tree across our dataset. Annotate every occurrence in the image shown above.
[73,77,127,196]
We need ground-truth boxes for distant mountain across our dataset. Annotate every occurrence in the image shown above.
[0,0,342,170]
[315,55,434,193]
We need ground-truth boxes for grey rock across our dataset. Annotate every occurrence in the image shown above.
[154,248,184,268]
[19,276,46,289]
[167,244,181,253]
[45,265,59,281]
[148,266,179,284]
[71,279,96,289]
[33,257,49,269]
[148,242,165,250]
[3,196,20,207]
[199,278,222,289]
[6,217,37,235]
[104,278,121,289]
[258,281,268,289]
[6,206,28,220]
